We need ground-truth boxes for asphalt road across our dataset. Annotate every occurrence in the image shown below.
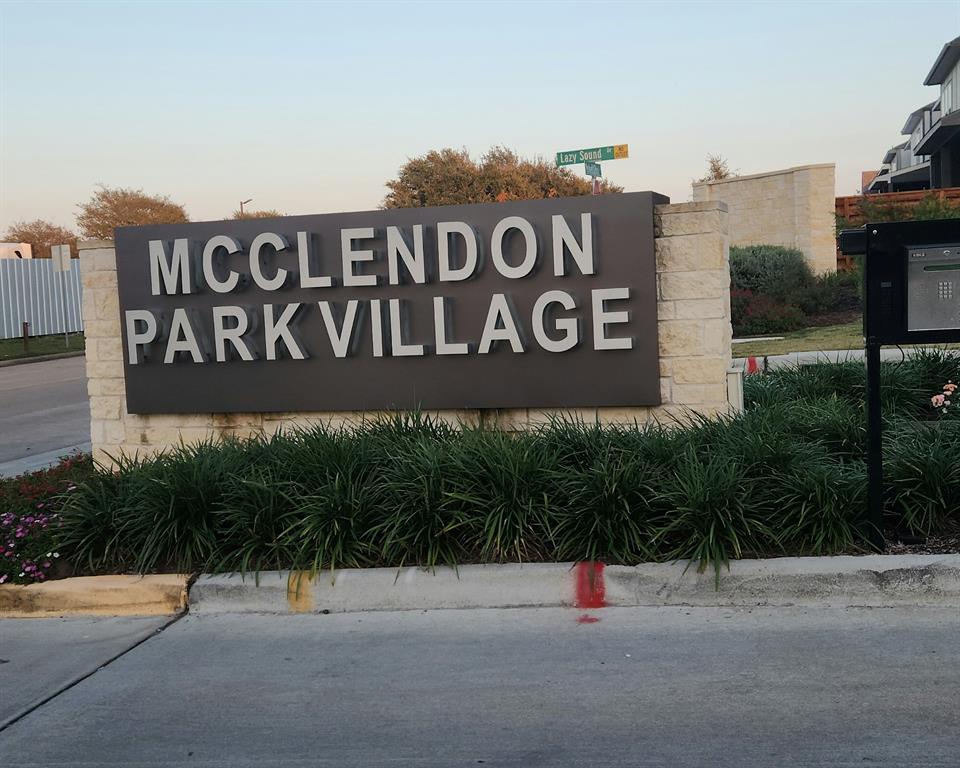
[0,356,90,477]
[1,606,959,766]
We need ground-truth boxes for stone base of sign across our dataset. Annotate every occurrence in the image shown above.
[79,201,733,466]
[692,164,836,274]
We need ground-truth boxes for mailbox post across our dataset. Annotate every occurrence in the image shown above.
[839,218,960,550]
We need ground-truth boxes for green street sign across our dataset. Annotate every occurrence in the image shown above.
[555,144,628,167]
[585,161,602,178]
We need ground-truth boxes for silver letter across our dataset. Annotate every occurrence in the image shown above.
[124,309,158,364]
[433,296,469,355]
[202,235,241,294]
[250,232,289,291]
[386,225,426,285]
[533,290,579,353]
[149,239,191,296]
[437,222,478,282]
[318,300,361,358]
[370,298,386,357]
[264,303,306,360]
[341,227,378,287]
[297,231,333,289]
[552,213,594,276]
[491,216,537,279]
[212,306,254,362]
[479,293,525,354]
[163,308,204,363]
[388,299,425,356]
[592,287,633,350]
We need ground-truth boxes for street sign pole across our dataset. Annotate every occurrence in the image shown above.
[584,160,602,195]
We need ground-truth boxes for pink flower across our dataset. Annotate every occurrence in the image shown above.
[932,394,946,407]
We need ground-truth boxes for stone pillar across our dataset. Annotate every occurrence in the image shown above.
[78,240,127,465]
[654,201,733,423]
[692,163,836,274]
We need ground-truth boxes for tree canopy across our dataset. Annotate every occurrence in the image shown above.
[76,185,189,239]
[231,208,285,219]
[698,154,737,182]
[3,219,77,259]
[382,147,622,209]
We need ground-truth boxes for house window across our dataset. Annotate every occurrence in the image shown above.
[944,76,954,114]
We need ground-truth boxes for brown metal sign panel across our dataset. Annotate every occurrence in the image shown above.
[113,191,667,414]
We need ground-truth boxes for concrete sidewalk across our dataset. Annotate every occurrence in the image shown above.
[0,616,172,729]
[2,606,959,766]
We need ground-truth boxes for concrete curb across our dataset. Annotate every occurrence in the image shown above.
[189,554,960,614]
[0,350,84,368]
[0,575,188,617]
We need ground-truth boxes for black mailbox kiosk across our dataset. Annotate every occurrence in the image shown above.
[839,218,960,548]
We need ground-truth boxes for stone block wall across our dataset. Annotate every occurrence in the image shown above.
[692,163,836,274]
[79,200,734,466]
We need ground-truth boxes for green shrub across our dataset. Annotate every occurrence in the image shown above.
[774,462,866,554]
[653,450,770,571]
[49,354,960,578]
[844,193,960,228]
[744,352,960,419]
[550,443,665,564]
[885,422,960,534]
[368,433,471,569]
[730,245,813,301]
[730,243,864,333]
[731,290,805,336]
[450,429,557,563]
[793,269,863,316]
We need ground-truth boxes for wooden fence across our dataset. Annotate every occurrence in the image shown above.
[835,187,960,270]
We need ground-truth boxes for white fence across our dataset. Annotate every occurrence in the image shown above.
[0,259,84,340]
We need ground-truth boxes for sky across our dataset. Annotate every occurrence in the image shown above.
[1,0,959,234]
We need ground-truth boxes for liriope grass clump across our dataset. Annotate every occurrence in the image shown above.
[55,353,960,577]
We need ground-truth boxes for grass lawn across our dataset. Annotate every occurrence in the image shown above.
[0,333,85,362]
[733,321,864,357]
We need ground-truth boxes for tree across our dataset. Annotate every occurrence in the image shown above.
[698,154,737,182]
[76,185,189,239]
[3,219,77,259]
[231,209,285,219]
[382,146,622,208]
